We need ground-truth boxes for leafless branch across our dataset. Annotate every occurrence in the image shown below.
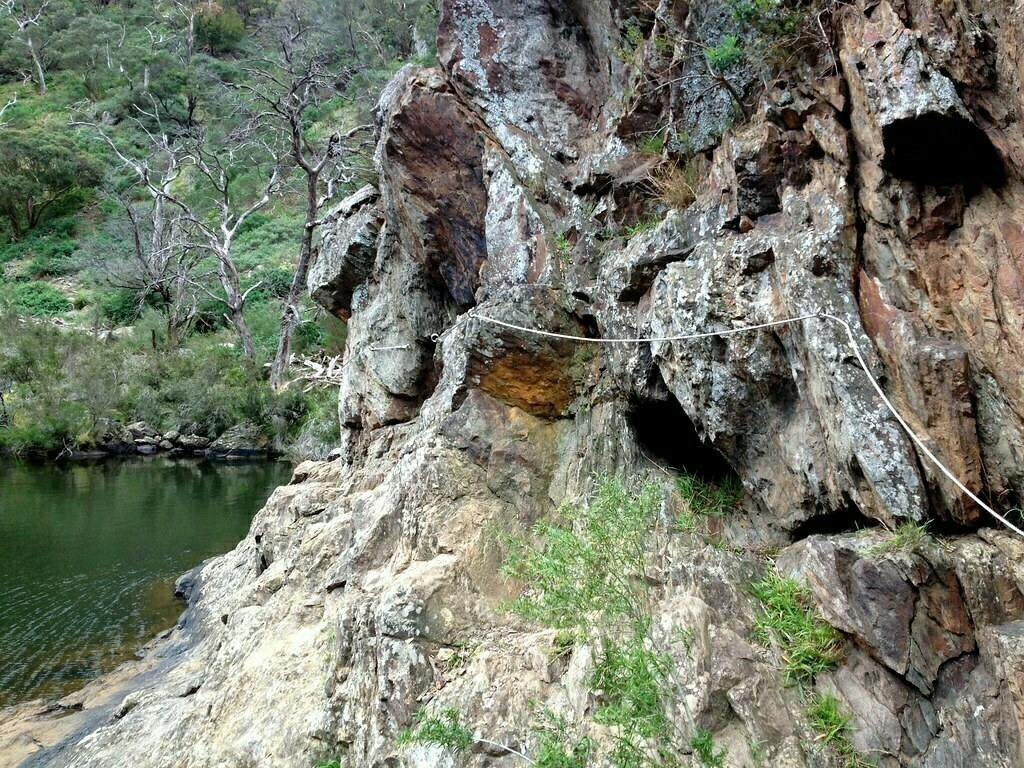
[0,94,16,124]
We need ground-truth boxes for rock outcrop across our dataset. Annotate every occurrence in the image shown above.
[5,1,1024,766]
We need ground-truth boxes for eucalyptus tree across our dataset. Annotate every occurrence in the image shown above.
[0,125,103,237]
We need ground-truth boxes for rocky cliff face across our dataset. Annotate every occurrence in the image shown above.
[5,1,1024,766]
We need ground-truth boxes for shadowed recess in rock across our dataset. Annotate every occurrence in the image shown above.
[881,113,1005,188]
[628,395,738,483]
[788,498,876,541]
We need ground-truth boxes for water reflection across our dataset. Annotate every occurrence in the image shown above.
[0,456,291,707]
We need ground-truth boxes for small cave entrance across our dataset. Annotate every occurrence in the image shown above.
[881,112,1005,189]
[789,502,877,541]
[628,395,739,484]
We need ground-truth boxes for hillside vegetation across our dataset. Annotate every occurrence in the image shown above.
[0,0,437,456]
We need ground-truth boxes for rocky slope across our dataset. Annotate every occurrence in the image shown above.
[4,0,1024,766]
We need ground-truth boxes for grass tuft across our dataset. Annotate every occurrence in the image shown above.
[674,474,743,531]
[749,569,844,684]
[869,520,932,555]
[398,707,474,754]
[807,692,873,767]
[690,727,728,767]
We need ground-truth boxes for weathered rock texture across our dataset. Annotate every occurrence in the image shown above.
[5,0,1024,766]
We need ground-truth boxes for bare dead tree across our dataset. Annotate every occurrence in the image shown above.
[238,19,371,387]
[169,138,284,359]
[75,109,205,344]
[0,94,15,124]
[1,0,50,94]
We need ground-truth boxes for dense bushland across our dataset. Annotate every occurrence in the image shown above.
[0,0,438,455]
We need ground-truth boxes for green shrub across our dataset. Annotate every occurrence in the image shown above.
[246,266,295,302]
[705,34,744,72]
[0,394,90,451]
[292,318,325,354]
[100,288,141,325]
[26,237,78,277]
[242,298,283,358]
[233,211,303,270]
[12,282,72,316]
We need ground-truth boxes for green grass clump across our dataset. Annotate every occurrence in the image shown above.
[750,572,871,763]
[623,216,662,237]
[500,477,661,632]
[500,478,689,766]
[531,710,593,768]
[690,727,728,767]
[807,692,872,767]
[675,474,742,529]
[869,520,931,555]
[398,707,474,754]
[749,570,844,684]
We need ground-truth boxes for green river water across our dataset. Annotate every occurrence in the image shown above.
[0,456,292,708]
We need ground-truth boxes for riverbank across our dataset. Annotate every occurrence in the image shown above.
[1,420,280,462]
[0,310,341,461]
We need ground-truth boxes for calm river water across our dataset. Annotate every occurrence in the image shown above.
[0,456,292,707]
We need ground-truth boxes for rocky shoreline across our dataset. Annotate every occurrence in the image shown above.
[1,420,279,461]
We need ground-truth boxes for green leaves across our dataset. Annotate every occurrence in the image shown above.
[0,127,103,237]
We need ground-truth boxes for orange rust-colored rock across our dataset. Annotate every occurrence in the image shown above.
[472,346,574,420]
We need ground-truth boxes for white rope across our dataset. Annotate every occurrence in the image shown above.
[466,310,823,344]
[469,308,1024,539]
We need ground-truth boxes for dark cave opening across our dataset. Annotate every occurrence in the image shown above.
[789,502,877,541]
[628,395,739,483]
[881,112,1005,189]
